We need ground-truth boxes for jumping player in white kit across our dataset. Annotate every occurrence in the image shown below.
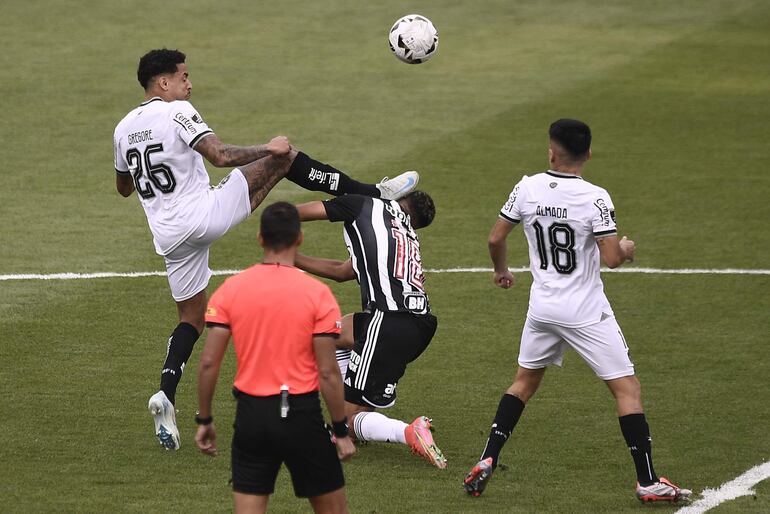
[462,119,691,503]
[113,49,418,450]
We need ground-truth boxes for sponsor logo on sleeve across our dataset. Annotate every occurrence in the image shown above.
[503,184,520,212]
[610,210,616,223]
[174,112,197,134]
[594,198,612,226]
[192,113,204,124]
[206,307,217,316]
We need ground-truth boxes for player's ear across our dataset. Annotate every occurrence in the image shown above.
[257,233,265,248]
[157,75,169,91]
[586,149,592,161]
[548,147,555,166]
[295,231,304,248]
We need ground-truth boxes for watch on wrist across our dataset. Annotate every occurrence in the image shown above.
[331,419,349,438]
[195,413,213,426]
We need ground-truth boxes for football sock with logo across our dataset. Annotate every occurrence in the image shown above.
[286,152,380,197]
[159,322,200,405]
[335,349,351,377]
[619,413,659,487]
[480,393,525,467]
[353,411,408,444]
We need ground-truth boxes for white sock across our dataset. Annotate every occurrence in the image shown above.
[336,349,351,377]
[353,411,407,444]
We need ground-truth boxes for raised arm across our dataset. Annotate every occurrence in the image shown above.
[295,254,356,282]
[313,334,356,461]
[194,134,291,167]
[597,235,636,269]
[488,217,517,288]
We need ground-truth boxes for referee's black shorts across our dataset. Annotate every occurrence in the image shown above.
[231,389,344,498]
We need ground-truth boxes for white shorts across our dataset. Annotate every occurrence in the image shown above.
[517,315,635,380]
[164,169,251,301]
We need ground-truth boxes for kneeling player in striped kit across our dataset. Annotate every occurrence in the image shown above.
[295,182,446,469]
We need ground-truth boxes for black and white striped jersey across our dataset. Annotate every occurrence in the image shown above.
[323,195,430,315]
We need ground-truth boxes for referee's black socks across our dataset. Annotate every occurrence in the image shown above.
[287,152,380,198]
[159,322,200,405]
[619,413,659,487]
[480,393,526,467]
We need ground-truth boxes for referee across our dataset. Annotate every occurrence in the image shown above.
[195,202,355,514]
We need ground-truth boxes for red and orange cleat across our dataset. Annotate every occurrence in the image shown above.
[404,416,447,469]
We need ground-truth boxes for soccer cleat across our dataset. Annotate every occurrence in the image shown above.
[148,391,180,450]
[463,457,495,497]
[376,171,419,200]
[404,416,447,469]
[636,477,692,503]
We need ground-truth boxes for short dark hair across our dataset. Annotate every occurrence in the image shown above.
[549,118,591,159]
[402,190,435,229]
[137,49,186,90]
[260,202,301,250]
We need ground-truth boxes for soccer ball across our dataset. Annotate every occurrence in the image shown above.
[388,14,439,64]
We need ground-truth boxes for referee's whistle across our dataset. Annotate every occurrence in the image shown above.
[280,385,290,418]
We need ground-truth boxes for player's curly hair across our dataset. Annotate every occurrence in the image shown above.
[403,190,435,229]
[137,49,186,90]
[260,202,301,250]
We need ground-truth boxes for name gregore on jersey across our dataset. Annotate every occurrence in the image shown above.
[113,98,215,255]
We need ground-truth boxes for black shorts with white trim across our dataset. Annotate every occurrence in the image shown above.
[344,310,437,408]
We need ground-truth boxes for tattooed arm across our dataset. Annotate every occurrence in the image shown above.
[194,134,291,167]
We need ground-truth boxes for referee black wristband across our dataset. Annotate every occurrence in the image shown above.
[195,414,213,426]
[331,419,349,438]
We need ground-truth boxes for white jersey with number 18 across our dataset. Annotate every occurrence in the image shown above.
[113,97,214,255]
[500,170,618,328]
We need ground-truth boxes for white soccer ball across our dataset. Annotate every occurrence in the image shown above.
[388,14,439,64]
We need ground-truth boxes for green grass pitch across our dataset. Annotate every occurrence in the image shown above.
[1,0,769,512]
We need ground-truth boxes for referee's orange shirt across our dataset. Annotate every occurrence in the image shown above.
[205,263,341,397]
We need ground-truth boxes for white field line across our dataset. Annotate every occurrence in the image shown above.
[675,461,770,514]
[1,267,770,281]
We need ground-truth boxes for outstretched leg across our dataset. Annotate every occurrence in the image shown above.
[348,404,447,469]
[238,153,296,212]
[286,151,418,200]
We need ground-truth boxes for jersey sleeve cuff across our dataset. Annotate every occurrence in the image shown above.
[115,168,130,175]
[205,321,230,329]
[313,332,340,338]
[593,229,617,238]
[189,130,214,148]
[499,212,520,224]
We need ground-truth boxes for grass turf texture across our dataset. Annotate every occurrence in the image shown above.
[1,0,769,512]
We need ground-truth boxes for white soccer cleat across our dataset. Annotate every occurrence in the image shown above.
[376,171,420,200]
[636,477,692,503]
[148,391,180,450]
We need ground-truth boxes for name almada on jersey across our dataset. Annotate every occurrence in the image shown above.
[536,205,568,219]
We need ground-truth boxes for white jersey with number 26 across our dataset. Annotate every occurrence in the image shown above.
[113,97,214,255]
[500,170,618,327]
